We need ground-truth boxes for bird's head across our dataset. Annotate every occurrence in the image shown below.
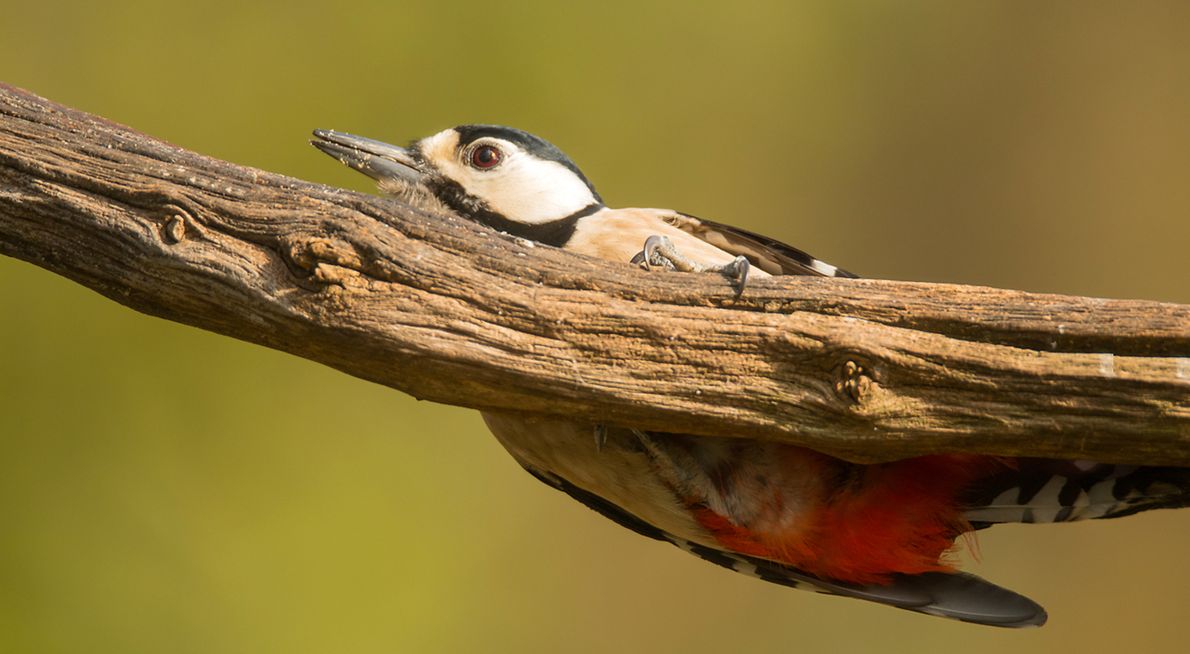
[312,125,603,229]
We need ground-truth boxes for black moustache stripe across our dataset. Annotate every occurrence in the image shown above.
[429,176,601,247]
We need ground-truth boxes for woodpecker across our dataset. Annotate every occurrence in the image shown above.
[312,125,1190,627]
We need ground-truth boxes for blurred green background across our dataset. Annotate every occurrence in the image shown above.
[2,1,1189,652]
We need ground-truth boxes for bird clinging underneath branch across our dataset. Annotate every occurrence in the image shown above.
[312,125,1190,627]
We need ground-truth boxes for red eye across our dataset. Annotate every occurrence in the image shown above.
[470,144,502,169]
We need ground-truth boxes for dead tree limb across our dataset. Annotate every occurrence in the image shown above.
[1,83,1187,464]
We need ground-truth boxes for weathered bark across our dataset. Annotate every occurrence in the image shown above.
[1,83,1187,464]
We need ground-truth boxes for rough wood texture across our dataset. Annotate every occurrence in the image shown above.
[1,83,1188,464]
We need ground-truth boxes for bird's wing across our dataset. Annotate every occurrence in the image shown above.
[527,464,1045,628]
[663,213,859,278]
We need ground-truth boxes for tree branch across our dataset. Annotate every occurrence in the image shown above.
[1,83,1187,464]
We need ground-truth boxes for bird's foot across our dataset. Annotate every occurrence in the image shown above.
[631,235,750,294]
[630,235,683,271]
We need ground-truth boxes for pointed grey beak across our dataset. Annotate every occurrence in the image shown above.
[310,129,424,183]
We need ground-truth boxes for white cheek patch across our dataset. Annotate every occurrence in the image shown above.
[469,154,597,224]
[430,146,597,225]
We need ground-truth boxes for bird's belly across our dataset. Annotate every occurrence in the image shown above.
[480,411,832,570]
[481,410,995,584]
[481,410,712,544]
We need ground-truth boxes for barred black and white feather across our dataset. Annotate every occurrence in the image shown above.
[963,459,1190,527]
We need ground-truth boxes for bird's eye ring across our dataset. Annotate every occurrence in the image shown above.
[469,144,503,169]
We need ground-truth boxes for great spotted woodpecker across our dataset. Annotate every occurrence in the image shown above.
[312,125,1190,627]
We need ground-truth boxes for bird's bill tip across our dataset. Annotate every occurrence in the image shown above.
[310,129,423,183]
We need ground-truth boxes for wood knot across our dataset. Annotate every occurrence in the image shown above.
[161,205,195,243]
[834,359,875,404]
[283,238,366,289]
[287,239,363,272]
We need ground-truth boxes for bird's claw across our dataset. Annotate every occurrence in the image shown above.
[630,235,679,271]
[721,255,751,295]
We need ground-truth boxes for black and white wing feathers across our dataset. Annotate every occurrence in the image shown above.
[664,213,859,278]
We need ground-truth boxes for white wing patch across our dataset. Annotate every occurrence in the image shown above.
[809,259,839,276]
